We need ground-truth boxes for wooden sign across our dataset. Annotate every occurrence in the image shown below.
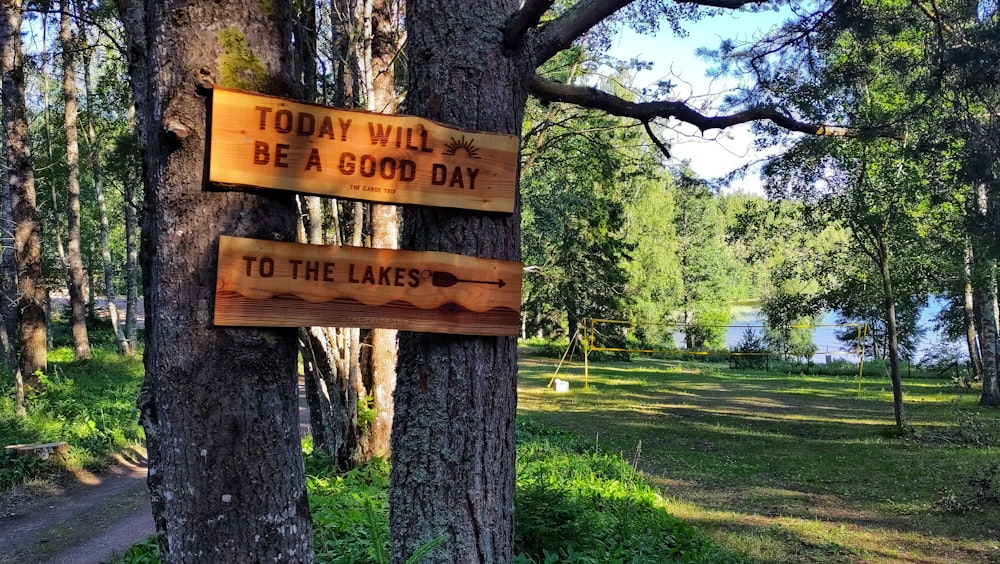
[207,87,519,213]
[214,236,522,336]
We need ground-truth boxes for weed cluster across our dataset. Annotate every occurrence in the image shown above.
[933,462,1000,513]
[1,347,145,490]
[917,401,1000,447]
[116,422,742,563]
[513,419,746,563]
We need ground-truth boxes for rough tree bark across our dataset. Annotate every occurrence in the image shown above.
[118,0,313,560]
[389,0,528,560]
[61,1,91,361]
[0,156,22,416]
[1,0,47,382]
[978,271,1000,406]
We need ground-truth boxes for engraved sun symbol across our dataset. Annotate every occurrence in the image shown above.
[443,136,481,159]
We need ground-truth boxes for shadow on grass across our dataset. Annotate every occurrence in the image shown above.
[517,350,1000,563]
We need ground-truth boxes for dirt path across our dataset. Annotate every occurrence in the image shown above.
[0,452,153,564]
[1,382,312,563]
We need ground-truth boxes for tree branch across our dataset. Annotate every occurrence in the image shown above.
[504,0,555,51]
[530,75,901,139]
[531,0,771,65]
[532,0,632,64]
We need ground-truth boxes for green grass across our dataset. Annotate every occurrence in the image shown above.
[1,319,145,490]
[118,427,739,563]
[518,346,1000,563]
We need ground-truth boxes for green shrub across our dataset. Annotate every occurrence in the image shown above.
[1,347,145,490]
[115,422,745,563]
[514,419,748,563]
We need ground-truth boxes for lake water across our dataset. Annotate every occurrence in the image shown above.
[723,310,862,363]
[722,297,962,364]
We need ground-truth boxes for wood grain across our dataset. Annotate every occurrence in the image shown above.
[214,236,522,335]
[207,87,518,213]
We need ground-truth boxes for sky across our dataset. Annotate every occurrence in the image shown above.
[607,8,793,194]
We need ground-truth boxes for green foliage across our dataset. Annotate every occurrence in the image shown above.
[114,536,161,564]
[0,347,145,490]
[306,448,393,564]
[520,337,573,359]
[114,421,735,563]
[513,420,746,563]
[670,167,739,348]
[731,327,769,369]
[356,395,377,434]
[303,422,741,563]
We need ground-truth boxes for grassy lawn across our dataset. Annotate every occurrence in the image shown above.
[518,347,1000,564]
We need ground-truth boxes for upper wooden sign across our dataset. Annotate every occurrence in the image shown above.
[207,87,518,213]
[214,236,522,336]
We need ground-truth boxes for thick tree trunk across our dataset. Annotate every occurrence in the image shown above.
[2,0,47,382]
[61,3,91,361]
[876,239,907,427]
[390,1,528,561]
[119,1,313,560]
[963,242,984,382]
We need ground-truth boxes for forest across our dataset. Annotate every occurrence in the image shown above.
[1,0,999,562]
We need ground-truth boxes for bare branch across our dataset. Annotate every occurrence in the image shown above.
[530,75,900,139]
[642,120,671,158]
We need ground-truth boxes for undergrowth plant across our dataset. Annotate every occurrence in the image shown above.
[1,326,145,491]
[513,419,746,564]
[115,423,740,563]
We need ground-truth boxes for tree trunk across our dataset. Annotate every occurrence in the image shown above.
[876,238,907,427]
[981,276,1000,406]
[361,0,404,460]
[963,241,984,382]
[0,159,22,416]
[61,3,91,360]
[1,0,47,382]
[971,183,1000,406]
[80,19,129,355]
[124,174,139,348]
[304,326,361,470]
[118,1,313,560]
[390,0,527,560]
[41,12,70,322]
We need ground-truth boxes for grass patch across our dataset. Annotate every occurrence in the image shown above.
[1,319,145,491]
[518,351,1000,563]
[117,425,738,563]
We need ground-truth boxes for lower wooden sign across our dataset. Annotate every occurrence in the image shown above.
[214,236,522,336]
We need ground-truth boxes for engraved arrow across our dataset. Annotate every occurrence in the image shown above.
[431,271,506,288]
